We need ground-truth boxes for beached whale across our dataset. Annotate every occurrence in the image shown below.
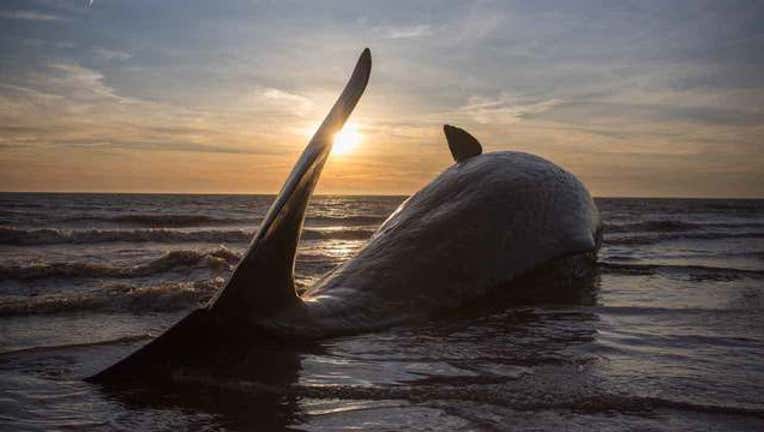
[90,48,601,382]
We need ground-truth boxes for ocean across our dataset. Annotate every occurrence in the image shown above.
[1,193,763,430]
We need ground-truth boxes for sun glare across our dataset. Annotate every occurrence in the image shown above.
[332,123,361,156]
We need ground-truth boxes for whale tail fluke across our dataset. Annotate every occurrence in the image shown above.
[444,124,482,162]
[87,49,371,383]
[209,48,372,321]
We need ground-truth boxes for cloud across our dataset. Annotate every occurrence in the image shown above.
[0,10,65,22]
[260,87,314,117]
[19,38,75,49]
[1,0,763,195]
[46,63,129,104]
[457,93,563,124]
[93,48,132,62]
[0,63,283,157]
[374,24,432,39]
[58,138,273,155]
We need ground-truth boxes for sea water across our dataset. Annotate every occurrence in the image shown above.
[1,193,763,430]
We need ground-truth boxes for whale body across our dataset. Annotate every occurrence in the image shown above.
[288,150,601,335]
[90,48,601,382]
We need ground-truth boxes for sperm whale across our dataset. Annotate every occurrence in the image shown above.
[90,48,601,382]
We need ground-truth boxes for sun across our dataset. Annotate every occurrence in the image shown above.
[332,122,361,156]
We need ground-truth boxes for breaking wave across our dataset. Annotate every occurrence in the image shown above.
[0,247,240,281]
[0,279,225,317]
[599,262,764,280]
[604,231,764,246]
[56,213,386,228]
[605,220,764,233]
[0,226,376,246]
[64,214,253,227]
[0,334,153,356]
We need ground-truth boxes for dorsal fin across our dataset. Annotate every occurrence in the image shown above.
[444,124,482,162]
[210,48,372,321]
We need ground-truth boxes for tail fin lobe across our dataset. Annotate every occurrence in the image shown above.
[210,49,372,320]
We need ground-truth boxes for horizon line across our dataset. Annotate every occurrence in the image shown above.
[1,191,763,200]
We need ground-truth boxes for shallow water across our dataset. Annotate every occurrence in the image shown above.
[1,193,763,430]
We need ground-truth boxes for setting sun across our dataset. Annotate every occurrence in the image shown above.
[332,123,361,156]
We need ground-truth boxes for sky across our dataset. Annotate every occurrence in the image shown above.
[0,0,762,197]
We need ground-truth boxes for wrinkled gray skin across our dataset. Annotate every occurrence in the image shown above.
[265,151,600,337]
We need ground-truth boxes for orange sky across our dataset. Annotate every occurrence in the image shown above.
[1,1,763,197]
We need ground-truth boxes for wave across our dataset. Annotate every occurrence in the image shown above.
[1,251,340,283]
[551,394,764,419]
[54,213,387,228]
[637,396,764,418]
[605,250,764,261]
[605,219,764,234]
[0,247,240,281]
[173,373,764,419]
[588,305,762,317]
[306,215,388,227]
[65,214,253,227]
[599,262,764,280]
[0,279,224,317]
[16,223,759,247]
[0,226,376,246]
[0,334,153,356]
[743,251,764,260]
[604,231,764,246]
